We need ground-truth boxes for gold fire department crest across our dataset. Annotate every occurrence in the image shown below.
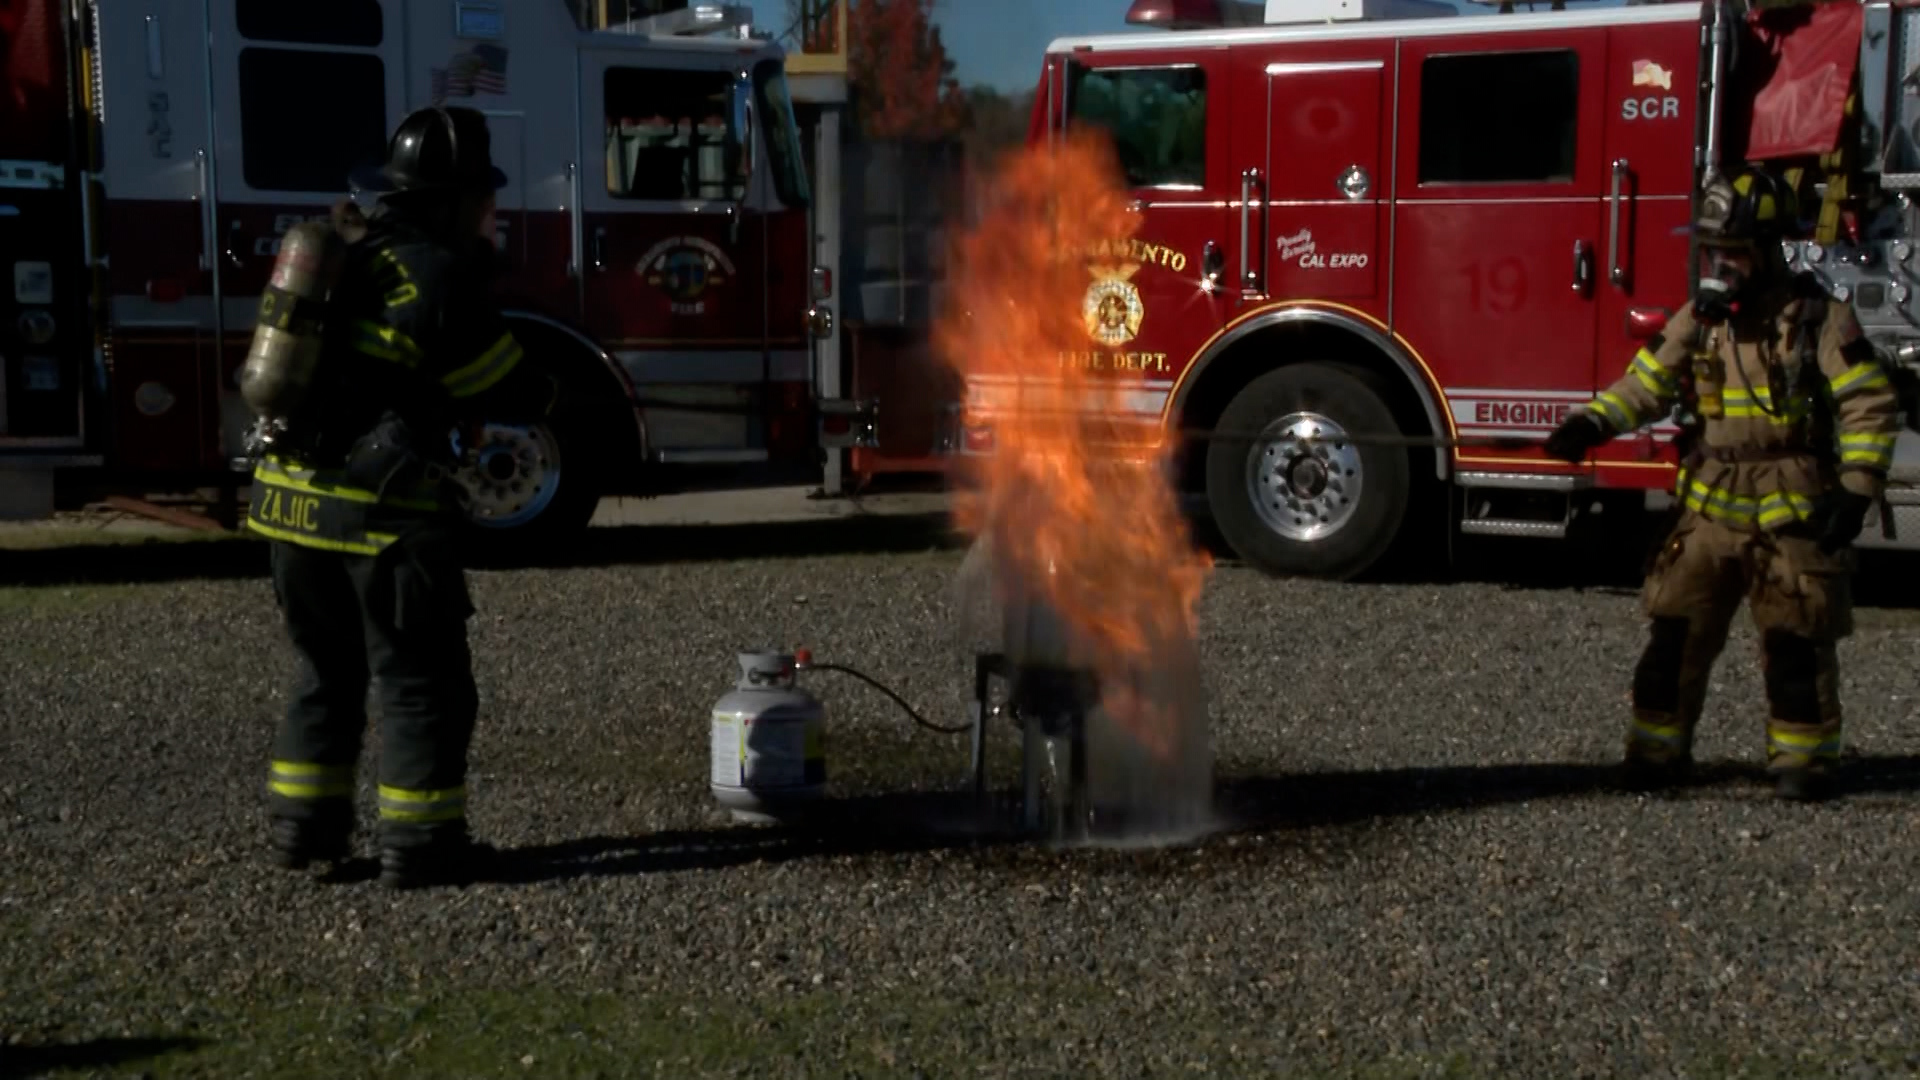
[1083,262,1145,347]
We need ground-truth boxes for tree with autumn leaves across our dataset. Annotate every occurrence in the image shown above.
[847,0,970,140]
[793,0,972,142]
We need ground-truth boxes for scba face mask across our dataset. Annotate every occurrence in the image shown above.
[1690,170,1794,323]
[1693,245,1756,323]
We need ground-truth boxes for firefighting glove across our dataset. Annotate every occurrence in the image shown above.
[1544,412,1609,464]
[1816,489,1875,554]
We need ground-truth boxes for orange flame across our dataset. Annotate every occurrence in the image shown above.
[935,131,1214,761]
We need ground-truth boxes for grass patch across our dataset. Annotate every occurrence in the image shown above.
[22,984,1007,1080]
[0,582,151,615]
[15,978,1919,1079]
[0,524,235,552]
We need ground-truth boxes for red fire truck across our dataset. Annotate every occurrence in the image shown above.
[0,0,956,545]
[968,0,1920,580]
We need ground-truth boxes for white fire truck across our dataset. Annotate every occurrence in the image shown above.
[0,0,950,545]
[971,0,1920,579]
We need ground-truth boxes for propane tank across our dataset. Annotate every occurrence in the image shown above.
[710,650,826,823]
[238,221,346,445]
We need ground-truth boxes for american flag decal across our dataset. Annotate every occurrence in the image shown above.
[445,52,481,98]
[430,45,508,105]
[1631,59,1673,91]
[470,44,508,95]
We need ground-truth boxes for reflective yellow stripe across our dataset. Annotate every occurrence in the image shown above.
[1631,350,1677,396]
[351,319,424,368]
[1719,387,1807,424]
[1830,361,1890,398]
[377,784,468,823]
[1629,719,1690,746]
[1682,478,1758,524]
[269,760,353,799]
[255,465,440,513]
[1718,406,1800,424]
[1757,491,1818,528]
[272,761,350,778]
[1768,728,1843,760]
[270,779,353,798]
[244,517,396,555]
[442,334,523,399]
[1841,450,1894,467]
[1839,431,1897,469]
[1588,392,1638,431]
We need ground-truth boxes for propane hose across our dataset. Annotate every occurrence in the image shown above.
[794,654,972,735]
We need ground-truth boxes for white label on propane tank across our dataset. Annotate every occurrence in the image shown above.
[744,717,809,789]
[710,713,741,787]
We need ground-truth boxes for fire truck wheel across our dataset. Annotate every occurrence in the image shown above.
[1205,362,1410,581]
[455,412,599,559]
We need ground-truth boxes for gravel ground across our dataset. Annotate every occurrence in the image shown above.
[4,522,1920,1080]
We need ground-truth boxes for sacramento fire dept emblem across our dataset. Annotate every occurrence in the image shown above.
[639,236,737,316]
[1083,263,1145,347]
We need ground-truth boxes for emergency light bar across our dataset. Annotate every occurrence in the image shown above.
[606,1,756,37]
[1128,0,1453,25]
[1125,0,1262,28]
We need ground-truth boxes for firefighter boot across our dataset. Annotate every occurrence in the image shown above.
[268,803,354,870]
[378,823,498,890]
[1761,631,1843,803]
[1620,615,1710,792]
[1767,727,1839,803]
[1619,715,1695,791]
[1771,761,1830,802]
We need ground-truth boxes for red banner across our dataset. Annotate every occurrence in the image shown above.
[1742,0,1864,162]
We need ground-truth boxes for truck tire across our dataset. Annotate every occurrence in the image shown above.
[454,391,602,564]
[1204,361,1410,580]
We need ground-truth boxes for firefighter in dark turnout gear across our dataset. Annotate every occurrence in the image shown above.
[247,106,557,887]
[1546,167,1900,801]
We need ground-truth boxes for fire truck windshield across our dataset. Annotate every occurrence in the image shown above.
[754,59,812,209]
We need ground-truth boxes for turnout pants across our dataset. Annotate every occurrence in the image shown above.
[1627,511,1855,771]
[266,528,479,846]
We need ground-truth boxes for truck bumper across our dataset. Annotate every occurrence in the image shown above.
[0,453,100,521]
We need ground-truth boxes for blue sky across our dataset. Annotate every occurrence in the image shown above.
[932,0,1136,92]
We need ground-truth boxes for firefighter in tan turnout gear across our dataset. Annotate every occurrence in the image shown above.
[1545,167,1901,801]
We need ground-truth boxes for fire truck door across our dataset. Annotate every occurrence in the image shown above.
[203,0,401,463]
[1061,51,1233,402]
[1391,31,1610,460]
[90,0,227,471]
[1590,20,1700,468]
[0,0,84,449]
[579,50,772,457]
[1258,56,1391,304]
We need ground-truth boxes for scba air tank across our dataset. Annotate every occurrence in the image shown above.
[237,222,345,431]
[710,651,826,823]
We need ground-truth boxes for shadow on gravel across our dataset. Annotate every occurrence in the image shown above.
[0,515,963,588]
[479,754,1920,882]
[1216,753,1920,824]
[2,1035,204,1077]
[479,513,964,572]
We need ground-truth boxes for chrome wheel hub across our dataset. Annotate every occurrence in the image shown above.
[454,422,561,530]
[1245,411,1363,543]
